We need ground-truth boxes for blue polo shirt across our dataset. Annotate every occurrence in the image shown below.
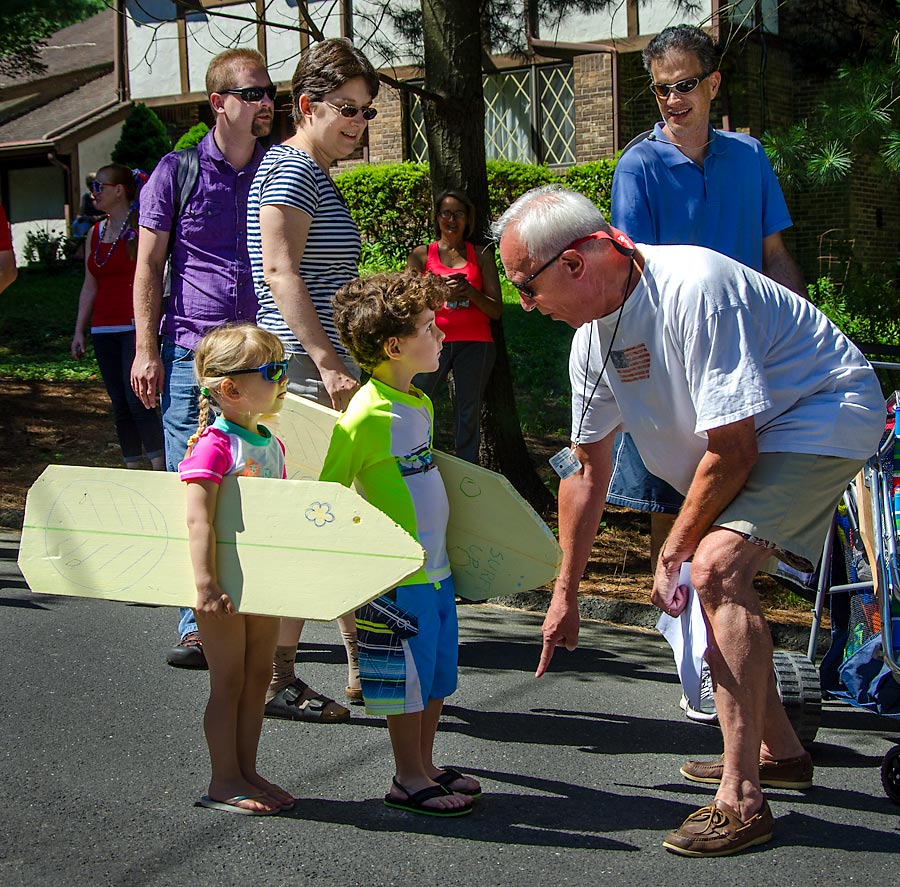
[611,123,792,271]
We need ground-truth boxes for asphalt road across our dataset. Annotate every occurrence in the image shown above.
[2,538,898,887]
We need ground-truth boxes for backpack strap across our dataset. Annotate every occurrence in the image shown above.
[162,147,200,300]
[172,146,200,225]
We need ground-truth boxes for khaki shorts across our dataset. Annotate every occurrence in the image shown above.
[715,452,867,573]
[286,352,360,407]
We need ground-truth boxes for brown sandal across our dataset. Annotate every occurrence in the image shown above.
[264,678,350,723]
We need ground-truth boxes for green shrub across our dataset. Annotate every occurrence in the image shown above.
[563,161,615,219]
[335,162,432,265]
[335,158,619,266]
[810,272,900,345]
[486,160,557,219]
[23,227,70,271]
[174,122,210,151]
[112,103,172,172]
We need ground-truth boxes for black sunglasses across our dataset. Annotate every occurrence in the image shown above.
[649,72,711,98]
[221,84,277,103]
[227,360,289,383]
[318,100,378,120]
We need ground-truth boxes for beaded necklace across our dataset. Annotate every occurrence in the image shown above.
[93,213,132,268]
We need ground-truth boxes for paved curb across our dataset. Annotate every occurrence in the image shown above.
[1,519,824,653]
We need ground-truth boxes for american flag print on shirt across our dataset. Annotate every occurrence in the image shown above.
[611,344,651,382]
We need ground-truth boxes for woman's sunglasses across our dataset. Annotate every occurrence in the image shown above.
[318,100,378,120]
[227,360,289,383]
[221,85,278,103]
[649,72,712,98]
[89,181,116,194]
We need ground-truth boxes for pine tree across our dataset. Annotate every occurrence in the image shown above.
[111,104,172,173]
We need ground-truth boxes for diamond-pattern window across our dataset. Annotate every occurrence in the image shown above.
[406,64,574,167]
[484,69,534,162]
[540,66,575,166]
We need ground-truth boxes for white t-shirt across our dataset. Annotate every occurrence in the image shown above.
[570,244,884,494]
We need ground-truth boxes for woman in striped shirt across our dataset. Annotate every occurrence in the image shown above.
[248,38,380,724]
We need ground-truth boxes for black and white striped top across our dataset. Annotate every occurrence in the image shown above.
[248,144,360,355]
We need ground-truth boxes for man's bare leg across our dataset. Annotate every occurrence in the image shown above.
[691,528,805,820]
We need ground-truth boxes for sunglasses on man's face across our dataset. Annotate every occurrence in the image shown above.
[227,360,289,383]
[649,72,711,98]
[221,84,277,103]
[318,100,378,120]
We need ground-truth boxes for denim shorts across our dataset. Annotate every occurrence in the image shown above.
[606,432,684,514]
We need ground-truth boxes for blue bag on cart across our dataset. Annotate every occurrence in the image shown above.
[838,618,900,715]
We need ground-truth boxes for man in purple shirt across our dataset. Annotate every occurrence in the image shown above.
[131,48,274,668]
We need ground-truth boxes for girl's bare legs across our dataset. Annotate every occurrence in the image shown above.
[195,612,278,813]
[238,615,294,806]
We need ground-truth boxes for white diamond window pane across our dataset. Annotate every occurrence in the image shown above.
[540,66,575,166]
[408,93,428,163]
[483,70,535,163]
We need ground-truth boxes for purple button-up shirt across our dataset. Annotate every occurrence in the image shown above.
[139,130,265,351]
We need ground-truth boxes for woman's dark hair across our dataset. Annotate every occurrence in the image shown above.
[291,38,380,126]
[433,189,477,240]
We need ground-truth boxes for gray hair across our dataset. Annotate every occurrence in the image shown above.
[491,185,610,264]
[642,25,718,75]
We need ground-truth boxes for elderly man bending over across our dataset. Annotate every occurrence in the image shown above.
[493,184,883,858]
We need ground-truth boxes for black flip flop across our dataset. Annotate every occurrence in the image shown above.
[383,778,472,817]
[434,767,482,798]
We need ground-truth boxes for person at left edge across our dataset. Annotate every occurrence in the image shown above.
[0,203,17,295]
[131,48,274,670]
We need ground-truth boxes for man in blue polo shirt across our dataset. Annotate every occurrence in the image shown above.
[608,24,806,722]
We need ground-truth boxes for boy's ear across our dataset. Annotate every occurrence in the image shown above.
[383,336,402,361]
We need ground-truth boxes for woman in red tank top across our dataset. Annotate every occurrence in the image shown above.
[407,190,502,463]
[71,163,164,469]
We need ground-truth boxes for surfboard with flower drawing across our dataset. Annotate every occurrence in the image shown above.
[18,465,424,620]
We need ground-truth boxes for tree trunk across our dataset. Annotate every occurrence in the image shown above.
[420,0,553,514]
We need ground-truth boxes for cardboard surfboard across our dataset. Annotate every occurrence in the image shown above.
[271,393,562,601]
[18,465,425,621]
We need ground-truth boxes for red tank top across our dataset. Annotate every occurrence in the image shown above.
[424,241,493,343]
[86,223,137,329]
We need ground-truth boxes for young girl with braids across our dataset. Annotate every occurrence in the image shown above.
[178,323,295,816]
[71,163,165,470]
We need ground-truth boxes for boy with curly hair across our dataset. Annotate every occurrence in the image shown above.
[321,270,482,816]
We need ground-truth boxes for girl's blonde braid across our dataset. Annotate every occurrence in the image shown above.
[184,387,212,455]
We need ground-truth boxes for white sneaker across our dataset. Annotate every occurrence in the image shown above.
[679,662,718,724]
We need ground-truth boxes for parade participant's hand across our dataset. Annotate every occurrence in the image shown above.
[71,332,86,360]
[535,594,580,678]
[322,367,360,412]
[131,351,165,410]
[651,551,688,618]
[195,582,235,618]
